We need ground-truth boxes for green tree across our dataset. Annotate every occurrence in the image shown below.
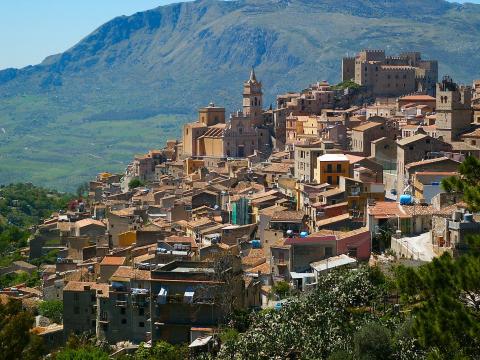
[39,300,64,324]
[271,280,290,299]
[0,270,40,288]
[134,341,188,360]
[0,299,46,360]
[219,328,239,348]
[54,346,110,360]
[442,155,480,212]
[354,323,393,360]
[395,251,480,358]
[76,182,89,198]
[128,178,145,189]
[332,79,361,91]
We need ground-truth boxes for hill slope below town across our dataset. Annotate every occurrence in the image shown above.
[1,0,480,189]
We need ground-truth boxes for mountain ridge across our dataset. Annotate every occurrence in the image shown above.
[1,0,480,189]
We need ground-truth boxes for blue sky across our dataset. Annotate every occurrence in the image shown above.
[0,0,179,69]
[0,0,478,70]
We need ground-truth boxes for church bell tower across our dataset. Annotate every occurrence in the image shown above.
[243,67,263,123]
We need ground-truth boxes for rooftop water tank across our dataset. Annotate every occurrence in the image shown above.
[300,231,308,238]
[251,240,261,249]
[464,213,474,223]
[286,230,294,237]
[399,194,413,205]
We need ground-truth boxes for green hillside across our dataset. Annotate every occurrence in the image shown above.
[1,0,480,190]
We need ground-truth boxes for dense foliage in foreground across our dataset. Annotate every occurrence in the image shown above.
[215,267,418,360]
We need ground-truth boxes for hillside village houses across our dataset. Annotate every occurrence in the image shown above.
[6,50,480,352]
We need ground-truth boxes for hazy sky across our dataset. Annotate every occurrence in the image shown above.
[0,0,478,70]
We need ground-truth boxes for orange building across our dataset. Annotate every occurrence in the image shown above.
[314,154,350,186]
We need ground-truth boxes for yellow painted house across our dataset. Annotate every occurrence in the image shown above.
[118,231,137,247]
[315,154,350,186]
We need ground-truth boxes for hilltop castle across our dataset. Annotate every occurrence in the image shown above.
[342,50,438,97]
[182,68,271,160]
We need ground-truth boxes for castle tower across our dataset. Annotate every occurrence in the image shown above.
[435,76,473,142]
[243,67,263,123]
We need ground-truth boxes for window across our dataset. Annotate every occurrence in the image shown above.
[472,140,477,145]
[101,311,108,321]
[325,247,333,257]
[327,164,333,173]
[120,308,126,315]
[327,176,333,184]
[139,322,145,328]
[139,308,145,316]
[336,164,342,173]
[74,306,80,314]
[348,247,358,258]
[121,319,127,324]
[74,293,79,301]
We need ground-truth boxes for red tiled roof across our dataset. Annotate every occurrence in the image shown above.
[100,256,126,266]
[399,95,436,101]
[368,201,410,219]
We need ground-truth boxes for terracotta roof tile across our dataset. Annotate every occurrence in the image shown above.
[63,281,109,297]
[270,211,305,222]
[100,256,126,266]
[368,201,410,219]
[75,218,106,228]
[405,157,459,169]
[353,121,383,132]
[247,261,272,275]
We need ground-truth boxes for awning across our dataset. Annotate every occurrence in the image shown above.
[157,287,168,304]
[184,288,195,304]
[289,272,315,279]
[189,336,212,348]
[131,288,148,295]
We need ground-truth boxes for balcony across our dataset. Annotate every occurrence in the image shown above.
[115,300,127,308]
